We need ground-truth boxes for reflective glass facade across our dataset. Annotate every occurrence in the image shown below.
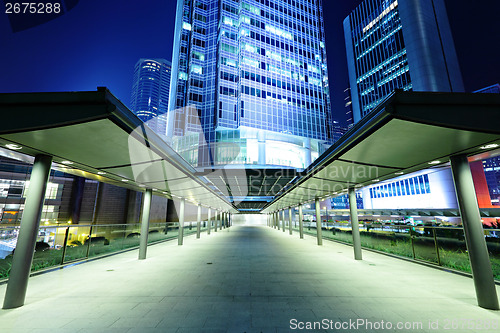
[344,0,464,123]
[131,59,172,135]
[168,0,334,168]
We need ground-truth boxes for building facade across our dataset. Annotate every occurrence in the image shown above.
[344,0,464,123]
[168,0,335,169]
[130,59,172,136]
[344,87,354,129]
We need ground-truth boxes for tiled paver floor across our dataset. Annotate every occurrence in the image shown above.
[0,225,499,332]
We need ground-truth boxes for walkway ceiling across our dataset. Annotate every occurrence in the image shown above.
[0,88,237,213]
[262,91,500,213]
[196,168,298,211]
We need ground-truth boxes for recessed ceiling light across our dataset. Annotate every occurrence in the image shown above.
[5,144,22,150]
[121,179,129,182]
[97,171,106,175]
[395,172,404,175]
[138,184,145,188]
[372,179,380,182]
[428,161,441,165]
[480,144,499,150]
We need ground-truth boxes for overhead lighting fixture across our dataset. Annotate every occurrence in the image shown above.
[395,172,404,175]
[480,144,499,150]
[138,184,145,188]
[61,160,73,165]
[97,171,106,175]
[5,144,22,150]
[372,179,380,182]
[428,161,441,165]
[121,179,129,182]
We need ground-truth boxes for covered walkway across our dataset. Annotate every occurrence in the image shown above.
[1,225,499,333]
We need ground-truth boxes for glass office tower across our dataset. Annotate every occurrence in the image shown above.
[130,59,172,136]
[344,0,464,123]
[168,0,334,169]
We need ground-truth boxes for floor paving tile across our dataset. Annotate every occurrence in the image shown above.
[0,225,499,332]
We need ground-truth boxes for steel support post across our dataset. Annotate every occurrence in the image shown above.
[315,198,323,245]
[138,189,152,260]
[178,198,185,245]
[299,204,304,239]
[3,154,52,309]
[207,208,211,235]
[196,204,201,239]
[348,187,362,260]
[450,154,499,309]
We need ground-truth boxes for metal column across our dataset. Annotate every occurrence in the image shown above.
[207,208,211,235]
[450,154,499,310]
[299,204,304,239]
[282,210,286,233]
[277,211,280,230]
[138,189,152,260]
[3,154,52,309]
[196,204,201,239]
[348,188,362,260]
[178,198,185,245]
[214,211,218,232]
[315,198,323,245]
[288,207,292,235]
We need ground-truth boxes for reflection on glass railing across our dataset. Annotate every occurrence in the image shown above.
[0,221,211,280]
[292,220,500,281]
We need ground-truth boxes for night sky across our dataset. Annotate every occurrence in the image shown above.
[0,0,498,127]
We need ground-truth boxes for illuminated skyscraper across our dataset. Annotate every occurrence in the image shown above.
[168,0,334,169]
[130,58,172,135]
[344,0,464,123]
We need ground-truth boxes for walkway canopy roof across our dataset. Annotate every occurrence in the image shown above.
[0,89,499,214]
[262,91,500,212]
[0,88,236,213]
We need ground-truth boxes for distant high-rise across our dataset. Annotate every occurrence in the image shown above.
[344,0,464,123]
[168,0,334,169]
[130,59,172,135]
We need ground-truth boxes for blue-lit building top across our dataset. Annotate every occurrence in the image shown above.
[344,0,464,123]
[168,0,334,169]
[474,84,500,94]
[130,59,172,135]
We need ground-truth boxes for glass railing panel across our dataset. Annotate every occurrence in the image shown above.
[121,223,141,250]
[484,228,500,281]
[359,224,414,259]
[302,222,317,236]
[63,225,92,263]
[30,225,68,272]
[434,227,470,274]
[324,223,353,244]
[87,224,130,258]
[411,226,439,263]
[0,226,18,279]
[148,222,178,243]
[183,221,196,236]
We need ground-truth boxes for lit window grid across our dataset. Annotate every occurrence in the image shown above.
[369,174,431,199]
[236,37,328,138]
[238,65,327,140]
[348,2,412,117]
